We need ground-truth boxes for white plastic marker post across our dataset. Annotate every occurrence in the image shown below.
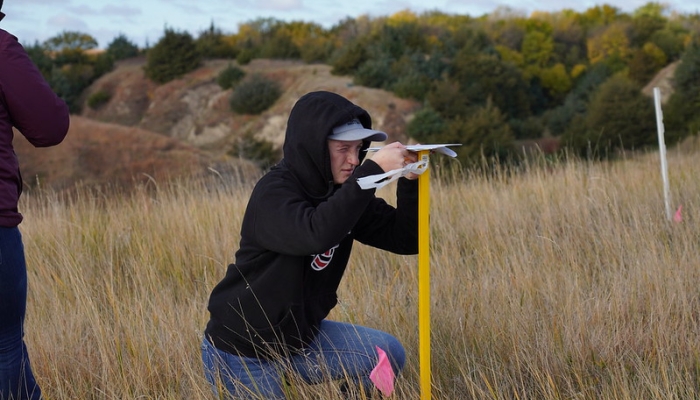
[362,144,461,400]
[654,87,672,221]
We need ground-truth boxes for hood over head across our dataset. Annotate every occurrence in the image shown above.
[281,91,378,198]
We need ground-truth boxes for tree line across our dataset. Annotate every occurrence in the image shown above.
[25,2,700,166]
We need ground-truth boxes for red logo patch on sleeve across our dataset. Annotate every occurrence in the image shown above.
[310,244,339,271]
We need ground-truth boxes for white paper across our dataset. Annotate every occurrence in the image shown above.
[357,160,428,190]
[359,143,461,189]
[367,143,461,158]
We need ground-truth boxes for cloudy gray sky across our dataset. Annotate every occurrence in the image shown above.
[2,0,698,49]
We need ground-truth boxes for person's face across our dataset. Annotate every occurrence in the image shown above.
[328,139,363,184]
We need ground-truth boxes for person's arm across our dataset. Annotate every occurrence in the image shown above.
[245,160,385,256]
[0,31,69,147]
[352,177,419,255]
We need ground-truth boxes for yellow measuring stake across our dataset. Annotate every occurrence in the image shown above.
[365,143,460,399]
[417,150,431,400]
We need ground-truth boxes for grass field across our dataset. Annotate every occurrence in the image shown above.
[17,142,700,399]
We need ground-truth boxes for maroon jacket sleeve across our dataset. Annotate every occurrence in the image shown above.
[0,29,70,147]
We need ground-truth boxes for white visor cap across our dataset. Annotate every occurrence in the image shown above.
[328,118,387,142]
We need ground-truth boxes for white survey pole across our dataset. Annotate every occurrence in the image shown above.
[653,87,672,221]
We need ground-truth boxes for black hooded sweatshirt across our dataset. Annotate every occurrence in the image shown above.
[204,91,418,358]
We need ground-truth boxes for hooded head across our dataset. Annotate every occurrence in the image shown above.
[281,91,384,198]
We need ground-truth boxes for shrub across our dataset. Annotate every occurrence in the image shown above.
[236,49,255,65]
[144,28,201,84]
[229,74,282,115]
[392,72,431,101]
[217,64,246,90]
[87,90,111,110]
[230,131,281,169]
[330,40,368,76]
[406,107,447,143]
[509,116,544,140]
[353,57,394,89]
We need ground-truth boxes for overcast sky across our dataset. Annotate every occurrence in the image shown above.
[2,0,698,49]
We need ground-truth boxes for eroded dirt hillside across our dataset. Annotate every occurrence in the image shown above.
[13,116,258,192]
[14,58,421,191]
[81,58,421,152]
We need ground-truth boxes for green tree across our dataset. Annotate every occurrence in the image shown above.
[563,74,657,157]
[586,75,656,150]
[536,63,573,103]
[551,11,587,69]
[260,32,300,59]
[353,55,394,89]
[522,29,554,68]
[578,4,623,30]
[44,31,98,65]
[446,100,515,165]
[450,52,532,119]
[406,107,447,143]
[297,28,335,63]
[24,41,53,78]
[106,34,140,61]
[49,64,94,112]
[650,26,687,61]
[144,28,201,84]
[38,31,112,113]
[545,62,612,135]
[330,39,369,75]
[630,2,667,47]
[267,20,336,63]
[628,42,667,85]
[484,8,526,50]
[665,38,700,139]
[92,51,115,78]
[587,22,633,72]
[425,79,470,120]
[196,22,237,59]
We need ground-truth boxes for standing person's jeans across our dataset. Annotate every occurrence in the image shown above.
[0,227,42,400]
[201,319,405,399]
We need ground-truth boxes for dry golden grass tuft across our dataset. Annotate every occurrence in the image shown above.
[18,148,700,399]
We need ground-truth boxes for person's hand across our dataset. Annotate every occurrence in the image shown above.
[370,142,419,180]
[403,146,420,181]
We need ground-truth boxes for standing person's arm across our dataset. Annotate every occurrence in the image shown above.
[0,31,70,146]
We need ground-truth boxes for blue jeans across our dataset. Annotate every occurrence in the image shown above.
[201,320,405,399]
[0,227,41,400]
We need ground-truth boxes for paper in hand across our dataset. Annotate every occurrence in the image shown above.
[358,143,461,190]
[367,143,461,158]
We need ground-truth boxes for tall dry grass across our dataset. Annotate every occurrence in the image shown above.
[16,146,700,399]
